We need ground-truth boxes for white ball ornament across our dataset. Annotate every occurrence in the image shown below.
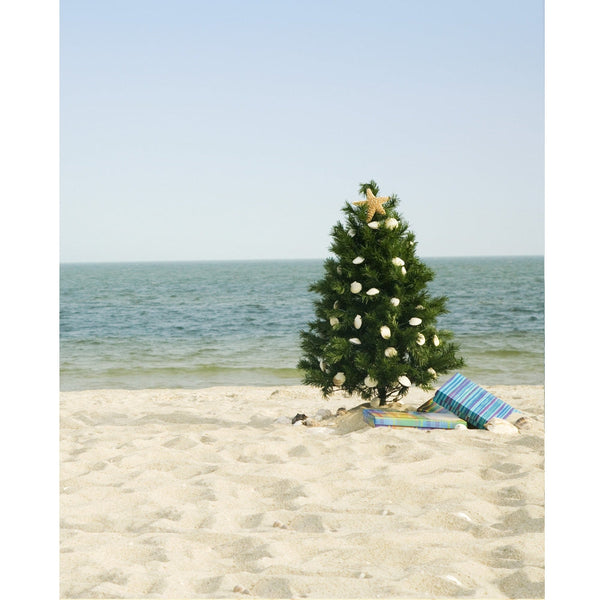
[409,317,422,326]
[384,347,398,357]
[390,297,400,307]
[366,288,380,296]
[333,372,346,386]
[416,333,426,345]
[433,335,440,346]
[367,221,380,229]
[352,256,365,264]
[350,281,362,294]
[364,375,378,388]
[380,326,391,339]
[330,317,339,327]
[349,337,362,345]
[398,375,411,388]
[384,217,399,230]
[354,314,362,329]
[391,257,405,266]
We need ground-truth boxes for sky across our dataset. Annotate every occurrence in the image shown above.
[60,0,544,262]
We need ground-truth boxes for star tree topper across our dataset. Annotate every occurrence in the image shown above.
[353,188,390,222]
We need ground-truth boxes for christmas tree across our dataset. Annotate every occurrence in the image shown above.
[298,180,464,406]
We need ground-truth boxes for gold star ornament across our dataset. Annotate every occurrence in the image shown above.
[353,188,390,222]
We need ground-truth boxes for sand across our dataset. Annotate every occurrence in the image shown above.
[60,384,544,599]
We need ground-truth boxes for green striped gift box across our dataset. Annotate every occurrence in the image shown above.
[363,408,467,429]
[433,372,519,429]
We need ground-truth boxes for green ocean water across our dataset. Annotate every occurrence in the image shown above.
[60,257,544,390]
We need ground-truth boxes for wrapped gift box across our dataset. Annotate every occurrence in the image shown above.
[416,398,447,413]
[363,408,467,429]
[432,372,519,429]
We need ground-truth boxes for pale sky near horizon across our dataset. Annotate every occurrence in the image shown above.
[60,0,544,263]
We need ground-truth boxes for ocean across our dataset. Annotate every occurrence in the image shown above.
[60,257,544,391]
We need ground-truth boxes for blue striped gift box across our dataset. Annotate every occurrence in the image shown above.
[363,408,466,429]
[433,372,519,429]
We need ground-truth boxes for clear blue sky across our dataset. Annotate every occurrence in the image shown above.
[60,0,544,262]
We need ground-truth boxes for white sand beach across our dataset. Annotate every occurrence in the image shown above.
[60,384,544,599]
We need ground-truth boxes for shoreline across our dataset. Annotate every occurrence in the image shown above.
[61,384,544,599]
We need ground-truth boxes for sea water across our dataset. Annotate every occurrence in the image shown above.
[60,257,544,390]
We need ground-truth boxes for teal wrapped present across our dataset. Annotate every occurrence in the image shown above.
[363,408,467,429]
[433,372,519,429]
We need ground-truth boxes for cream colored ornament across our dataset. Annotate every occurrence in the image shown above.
[390,297,400,307]
[350,281,362,294]
[384,347,398,357]
[366,288,380,296]
[349,337,361,345]
[353,188,390,221]
[427,367,437,377]
[401,266,407,276]
[352,256,365,264]
[380,326,391,339]
[367,221,380,229]
[433,334,440,346]
[330,317,339,327]
[384,217,399,229]
[398,375,411,387]
[353,314,362,329]
[348,228,356,237]
[364,375,378,388]
[409,317,422,326]
[333,372,346,386]
[333,300,340,309]
[391,257,405,266]
[319,359,327,372]
[416,304,424,310]
[416,333,425,345]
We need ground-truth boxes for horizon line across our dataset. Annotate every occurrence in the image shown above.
[60,254,544,266]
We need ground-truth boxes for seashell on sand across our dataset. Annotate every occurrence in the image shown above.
[485,418,519,435]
